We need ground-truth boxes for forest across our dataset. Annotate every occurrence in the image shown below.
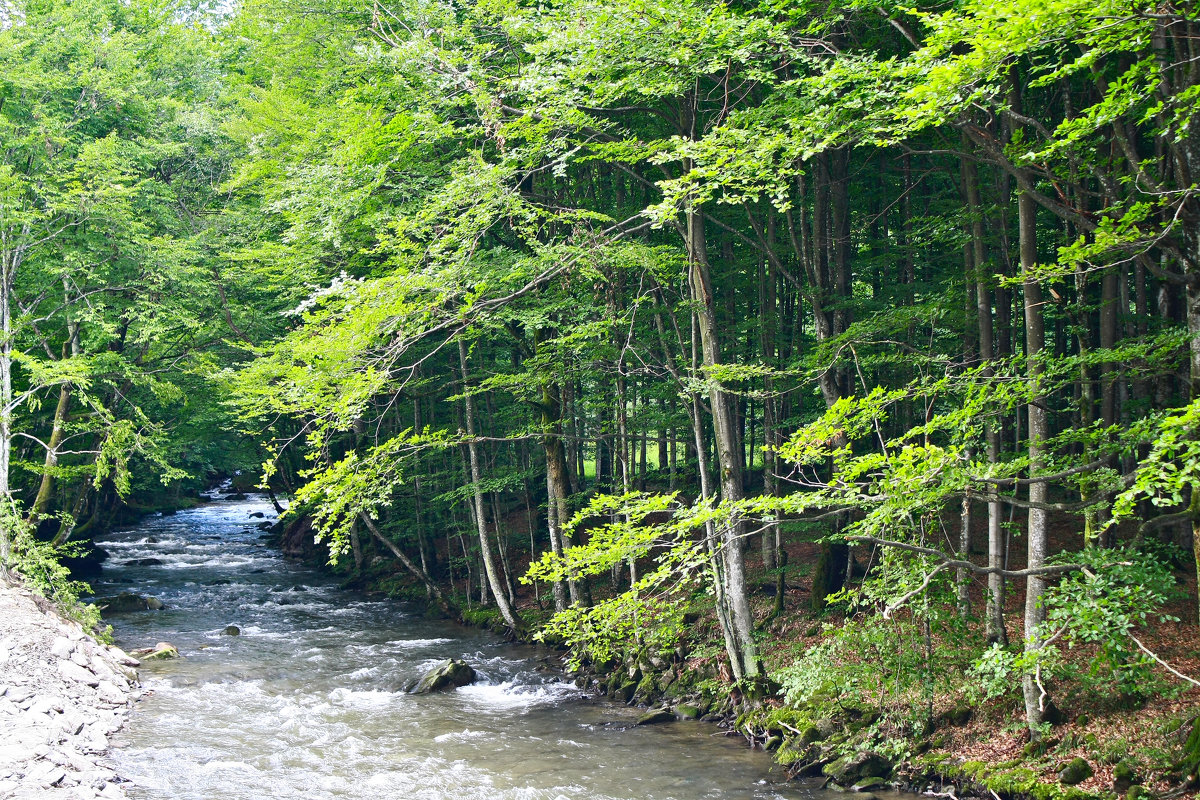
[2,0,1200,794]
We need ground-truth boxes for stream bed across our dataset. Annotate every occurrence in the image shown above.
[93,494,828,800]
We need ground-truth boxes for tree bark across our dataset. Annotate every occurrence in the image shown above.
[1019,191,1051,737]
[457,338,522,632]
[686,206,761,681]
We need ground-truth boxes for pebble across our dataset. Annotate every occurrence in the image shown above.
[0,581,138,798]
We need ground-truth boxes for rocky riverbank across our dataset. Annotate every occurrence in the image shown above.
[0,577,142,799]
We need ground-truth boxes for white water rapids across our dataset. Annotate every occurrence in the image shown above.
[93,493,826,800]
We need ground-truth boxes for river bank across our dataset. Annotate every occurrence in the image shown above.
[284,511,1200,800]
[0,575,142,799]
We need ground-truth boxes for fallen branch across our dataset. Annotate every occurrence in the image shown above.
[1130,633,1200,689]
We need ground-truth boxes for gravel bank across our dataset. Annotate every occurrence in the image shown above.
[0,578,142,799]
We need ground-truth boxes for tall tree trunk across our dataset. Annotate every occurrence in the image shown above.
[963,145,1008,644]
[686,206,761,681]
[541,374,579,607]
[1019,192,1051,737]
[0,241,17,571]
[457,338,521,632]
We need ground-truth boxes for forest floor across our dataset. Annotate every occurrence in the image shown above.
[0,575,142,800]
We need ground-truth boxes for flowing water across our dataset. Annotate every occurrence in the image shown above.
[93,493,828,800]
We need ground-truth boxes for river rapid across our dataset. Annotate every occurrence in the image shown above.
[92,493,828,800]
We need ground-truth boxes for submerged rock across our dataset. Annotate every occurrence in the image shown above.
[635,709,675,726]
[99,592,164,614]
[410,659,476,694]
[121,558,164,567]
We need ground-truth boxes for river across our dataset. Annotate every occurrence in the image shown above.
[92,493,827,800]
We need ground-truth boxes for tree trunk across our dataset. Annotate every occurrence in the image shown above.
[1019,192,1051,737]
[686,206,761,681]
[962,146,1007,642]
[457,338,521,632]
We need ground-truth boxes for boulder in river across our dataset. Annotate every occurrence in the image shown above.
[121,558,164,567]
[131,642,180,660]
[99,592,165,614]
[249,512,265,519]
[222,625,240,636]
[409,659,477,694]
[635,708,675,726]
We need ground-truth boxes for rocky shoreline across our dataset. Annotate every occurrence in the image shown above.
[0,577,142,799]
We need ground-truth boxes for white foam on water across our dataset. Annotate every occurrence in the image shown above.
[455,680,580,711]
[327,687,402,708]
[432,728,489,743]
[199,759,261,774]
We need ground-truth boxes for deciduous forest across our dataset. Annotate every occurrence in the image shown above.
[3,0,1200,793]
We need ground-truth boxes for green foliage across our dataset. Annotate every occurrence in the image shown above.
[3,500,105,634]
[973,548,1179,701]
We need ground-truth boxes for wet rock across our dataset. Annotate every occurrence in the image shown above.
[613,681,637,703]
[852,777,887,792]
[224,493,247,501]
[121,558,163,567]
[98,592,164,614]
[256,522,272,531]
[249,512,265,518]
[410,659,477,694]
[1058,757,1093,785]
[222,625,240,636]
[106,645,140,668]
[206,579,232,586]
[635,709,675,726]
[130,642,179,660]
[675,704,701,720]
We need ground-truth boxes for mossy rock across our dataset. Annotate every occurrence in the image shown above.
[802,718,839,744]
[941,705,973,727]
[1059,758,1094,786]
[675,704,701,720]
[823,751,892,783]
[615,680,637,703]
[852,777,887,791]
[633,673,657,702]
[636,708,675,726]
[1113,760,1139,793]
[410,658,477,694]
[132,642,179,660]
[1125,786,1151,800]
